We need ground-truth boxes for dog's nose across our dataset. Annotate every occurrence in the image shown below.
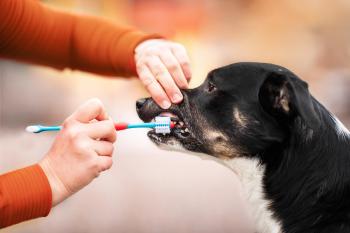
[136,98,147,111]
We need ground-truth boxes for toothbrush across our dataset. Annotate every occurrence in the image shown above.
[26,116,175,134]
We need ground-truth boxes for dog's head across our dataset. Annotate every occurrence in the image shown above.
[137,62,320,159]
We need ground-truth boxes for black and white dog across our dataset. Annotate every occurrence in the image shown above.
[136,62,350,233]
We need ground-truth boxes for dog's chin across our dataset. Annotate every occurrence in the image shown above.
[147,129,207,156]
[147,130,187,152]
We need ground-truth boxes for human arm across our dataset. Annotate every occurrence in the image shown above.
[0,0,160,76]
[0,98,116,228]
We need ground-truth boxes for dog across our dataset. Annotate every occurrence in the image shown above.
[136,62,350,233]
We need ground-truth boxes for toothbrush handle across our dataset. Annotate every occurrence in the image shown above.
[42,126,62,132]
[114,122,129,131]
[29,121,172,133]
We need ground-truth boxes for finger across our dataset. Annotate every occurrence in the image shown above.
[146,56,183,103]
[159,49,189,89]
[170,44,192,82]
[69,98,109,123]
[136,64,171,109]
[97,156,113,172]
[84,119,116,142]
[94,140,114,157]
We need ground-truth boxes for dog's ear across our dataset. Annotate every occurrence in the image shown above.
[258,72,320,130]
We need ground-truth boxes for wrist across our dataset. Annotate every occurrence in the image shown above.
[39,157,70,207]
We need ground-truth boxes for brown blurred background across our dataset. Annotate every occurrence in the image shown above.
[0,0,349,232]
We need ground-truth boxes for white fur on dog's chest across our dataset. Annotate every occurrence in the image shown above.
[224,157,282,233]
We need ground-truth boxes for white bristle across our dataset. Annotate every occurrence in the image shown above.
[154,116,171,134]
[26,125,40,133]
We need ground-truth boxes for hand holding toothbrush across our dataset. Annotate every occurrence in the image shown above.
[39,98,116,206]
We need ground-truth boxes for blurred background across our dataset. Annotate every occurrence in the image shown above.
[1,0,349,232]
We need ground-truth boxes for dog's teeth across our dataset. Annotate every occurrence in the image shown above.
[171,117,179,122]
[185,128,189,132]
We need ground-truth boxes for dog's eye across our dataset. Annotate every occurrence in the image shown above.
[207,82,216,93]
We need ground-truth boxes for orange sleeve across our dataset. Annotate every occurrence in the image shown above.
[0,0,161,76]
[0,164,52,228]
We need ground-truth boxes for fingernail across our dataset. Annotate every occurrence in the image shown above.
[161,100,171,109]
[172,93,183,103]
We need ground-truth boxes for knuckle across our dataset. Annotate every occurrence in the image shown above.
[153,93,166,103]
[88,160,100,174]
[62,118,74,129]
[103,120,116,141]
[112,133,117,143]
[151,63,164,73]
[106,159,113,169]
[109,130,117,143]
[92,169,100,178]
[166,88,178,97]
[141,76,155,87]
[107,119,115,129]
[145,47,159,56]
[180,60,190,67]
[99,158,113,172]
[145,59,161,71]
[160,79,174,90]
[156,71,166,79]
[72,137,89,152]
[100,121,110,132]
[64,124,80,139]
[107,143,115,155]
[167,63,178,72]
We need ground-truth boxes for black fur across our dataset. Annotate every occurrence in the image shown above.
[136,62,350,233]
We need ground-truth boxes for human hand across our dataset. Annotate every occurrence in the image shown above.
[135,39,192,109]
[39,98,116,206]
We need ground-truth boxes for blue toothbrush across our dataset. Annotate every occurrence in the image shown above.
[26,116,175,134]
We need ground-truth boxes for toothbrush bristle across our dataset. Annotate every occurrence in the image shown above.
[154,116,171,134]
[26,125,40,133]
